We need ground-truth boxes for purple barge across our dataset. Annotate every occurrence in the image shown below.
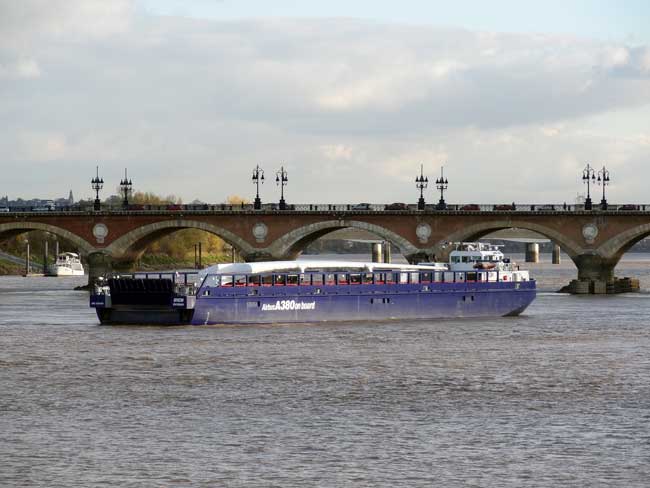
[90,243,536,325]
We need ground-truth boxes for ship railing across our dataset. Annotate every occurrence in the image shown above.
[97,271,202,296]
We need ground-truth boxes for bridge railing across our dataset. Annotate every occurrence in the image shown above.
[3,203,650,213]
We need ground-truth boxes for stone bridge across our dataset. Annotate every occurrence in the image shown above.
[2,209,650,286]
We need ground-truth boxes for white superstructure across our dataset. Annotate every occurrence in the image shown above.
[49,252,85,276]
[447,242,530,282]
[194,242,530,284]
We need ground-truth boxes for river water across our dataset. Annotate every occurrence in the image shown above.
[2,254,650,487]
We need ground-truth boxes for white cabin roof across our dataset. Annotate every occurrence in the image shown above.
[197,260,446,280]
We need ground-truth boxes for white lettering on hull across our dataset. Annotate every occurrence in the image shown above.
[261,300,316,311]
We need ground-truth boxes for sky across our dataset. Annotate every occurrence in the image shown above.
[1,0,649,204]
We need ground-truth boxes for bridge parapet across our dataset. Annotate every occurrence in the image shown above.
[3,202,650,214]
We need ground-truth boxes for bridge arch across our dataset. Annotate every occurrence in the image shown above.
[104,219,257,261]
[431,220,585,262]
[597,223,650,262]
[266,219,420,260]
[0,222,95,254]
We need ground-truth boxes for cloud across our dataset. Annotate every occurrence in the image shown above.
[0,59,41,79]
[1,6,649,204]
[599,45,650,78]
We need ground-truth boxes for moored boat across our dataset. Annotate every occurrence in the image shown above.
[90,243,536,325]
[49,252,85,276]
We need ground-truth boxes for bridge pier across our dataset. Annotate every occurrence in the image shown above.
[241,251,283,262]
[561,254,639,294]
[575,254,616,282]
[404,251,434,264]
[86,252,114,288]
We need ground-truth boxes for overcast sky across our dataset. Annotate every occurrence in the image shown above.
[1,0,649,204]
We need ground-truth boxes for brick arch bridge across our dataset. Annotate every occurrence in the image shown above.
[2,209,650,285]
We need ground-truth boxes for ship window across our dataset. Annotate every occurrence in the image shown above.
[451,256,460,263]
[274,274,286,286]
[246,301,260,308]
[420,272,432,283]
[325,273,335,285]
[386,273,396,284]
[234,275,247,286]
[373,272,384,283]
[221,275,234,287]
[311,273,323,285]
[462,256,469,263]
[261,274,273,286]
[337,273,348,285]
[248,275,261,286]
[287,274,299,286]
[399,273,408,284]
[410,272,419,284]
[299,273,310,285]
[202,275,219,289]
[350,273,361,285]
[362,273,374,284]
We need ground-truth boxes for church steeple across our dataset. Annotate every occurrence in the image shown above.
[68,190,74,204]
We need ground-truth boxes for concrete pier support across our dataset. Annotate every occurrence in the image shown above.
[575,254,617,282]
[525,243,539,263]
[560,254,639,294]
[372,243,383,263]
[552,244,561,264]
[86,252,114,288]
[382,241,391,263]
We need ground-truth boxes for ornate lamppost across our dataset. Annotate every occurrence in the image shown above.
[276,166,288,210]
[436,166,449,210]
[91,166,104,211]
[120,168,133,209]
[582,164,596,210]
[597,166,610,210]
[415,164,428,210]
[252,165,264,210]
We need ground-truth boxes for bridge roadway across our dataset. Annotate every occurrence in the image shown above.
[2,205,650,288]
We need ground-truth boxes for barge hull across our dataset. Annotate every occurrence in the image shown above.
[191,282,536,325]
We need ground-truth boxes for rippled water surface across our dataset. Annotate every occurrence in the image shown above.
[2,255,650,487]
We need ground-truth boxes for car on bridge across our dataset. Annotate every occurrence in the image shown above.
[460,204,481,211]
[0,207,9,212]
[493,204,516,211]
[351,203,372,210]
[535,204,556,211]
[385,202,408,210]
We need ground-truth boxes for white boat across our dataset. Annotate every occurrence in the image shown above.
[49,252,85,276]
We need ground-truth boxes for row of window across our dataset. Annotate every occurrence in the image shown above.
[202,271,509,288]
[450,255,501,263]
